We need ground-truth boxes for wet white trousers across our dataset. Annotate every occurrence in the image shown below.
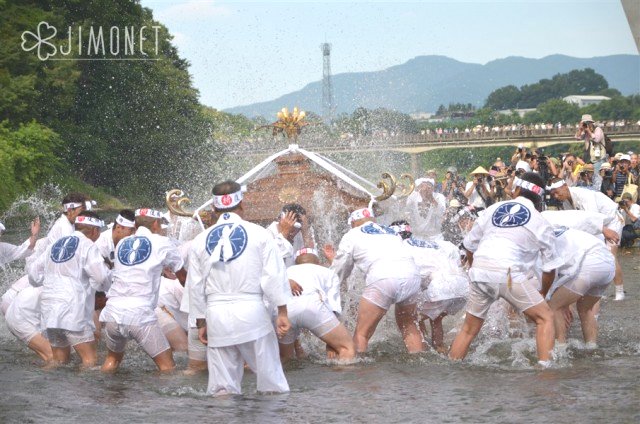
[206,331,289,396]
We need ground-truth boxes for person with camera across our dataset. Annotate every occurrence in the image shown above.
[442,166,465,203]
[575,114,606,164]
[464,166,494,212]
[575,164,600,191]
[619,192,640,247]
[560,154,583,187]
[599,162,616,199]
[612,154,632,202]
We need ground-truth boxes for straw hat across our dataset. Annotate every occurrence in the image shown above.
[469,166,489,175]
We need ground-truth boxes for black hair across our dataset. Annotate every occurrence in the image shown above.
[518,172,545,211]
[62,192,88,205]
[212,180,242,212]
[119,209,135,222]
[390,219,412,240]
[282,203,306,216]
[78,210,101,220]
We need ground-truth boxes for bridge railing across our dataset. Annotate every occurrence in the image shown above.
[221,124,640,154]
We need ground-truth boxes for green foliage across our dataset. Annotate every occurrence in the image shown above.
[0,121,62,210]
[485,68,609,110]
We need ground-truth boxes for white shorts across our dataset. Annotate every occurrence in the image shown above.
[5,309,41,343]
[466,278,544,320]
[103,322,170,358]
[564,250,615,297]
[606,218,624,247]
[418,297,467,321]
[155,307,182,333]
[188,327,207,362]
[362,276,421,310]
[280,295,340,345]
[46,328,94,348]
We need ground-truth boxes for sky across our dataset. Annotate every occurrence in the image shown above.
[139,0,638,110]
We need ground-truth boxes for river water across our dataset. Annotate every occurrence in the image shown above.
[0,212,639,423]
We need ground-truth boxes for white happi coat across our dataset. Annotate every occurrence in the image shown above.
[0,239,33,267]
[5,285,44,335]
[331,221,419,287]
[266,221,304,268]
[95,227,115,260]
[1,275,31,316]
[45,215,74,249]
[188,212,290,348]
[401,238,469,302]
[463,197,563,284]
[158,276,188,330]
[28,231,111,331]
[547,227,614,295]
[541,210,607,238]
[565,187,624,234]
[100,226,184,326]
[405,191,447,241]
[286,263,342,315]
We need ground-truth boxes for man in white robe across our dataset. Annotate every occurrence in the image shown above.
[100,208,185,373]
[27,212,111,368]
[548,180,625,300]
[0,218,40,268]
[266,203,314,268]
[326,208,423,354]
[4,285,52,363]
[280,248,355,361]
[449,173,564,367]
[405,178,447,241]
[95,209,136,265]
[189,180,291,396]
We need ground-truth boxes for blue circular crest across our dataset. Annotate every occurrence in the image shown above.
[407,238,440,249]
[205,224,248,262]
[50,236,79,263]
[117,236,152,266]
[491,202,531,228]
[360,222,395,235]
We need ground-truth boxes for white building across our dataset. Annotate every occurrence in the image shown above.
[563,95,611,108]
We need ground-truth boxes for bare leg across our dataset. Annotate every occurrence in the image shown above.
[184,359,207,375]
[610,246,624,300]
[522,302,555,362]
[319,324,356,360]
[27,334,53,363]
[418,318,429,343]
[353,298,387,353]
[576,295,601,344]
[73,341,98,368]
[51,346,71,366]
[430,314,446,353]
[294,338,307,359]
[449,313,484,360]
[152,348,175,372]
[101,350,124,373]
[394,302,424,353]
[547,287,581,343]
[164,327,188,352]
[278,342,296,361]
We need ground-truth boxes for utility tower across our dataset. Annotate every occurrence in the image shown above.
[321,43,335,123]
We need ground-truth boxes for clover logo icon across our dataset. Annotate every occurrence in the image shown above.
[21,21,58,61]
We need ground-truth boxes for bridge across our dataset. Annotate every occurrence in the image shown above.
[223,125,640,157]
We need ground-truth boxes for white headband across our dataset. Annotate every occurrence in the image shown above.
[348,208,374,225]
[512,177,544,196]
[212,190,243,210]
[63,202,83,211]
[546,180,566,191]
[415,177,434,186]
[135,208,165,219]
[115,214,135,228]
[390,224,412,234]
[295,247,318,258]
[63,200,96,212]
[75,215,104,228]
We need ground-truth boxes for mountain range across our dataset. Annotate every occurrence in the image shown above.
[224,54,640,118]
